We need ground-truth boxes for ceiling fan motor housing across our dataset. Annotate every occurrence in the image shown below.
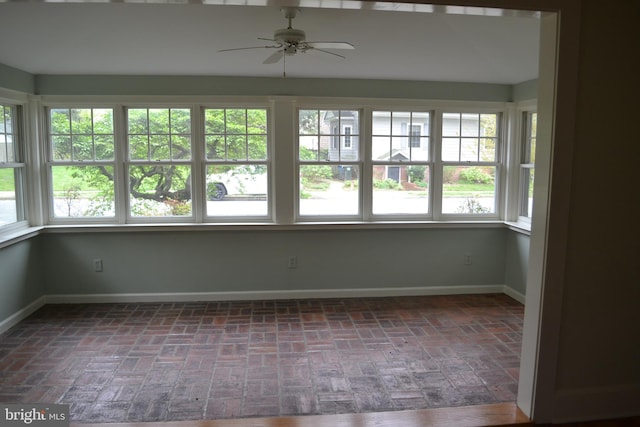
[274,28,306,45]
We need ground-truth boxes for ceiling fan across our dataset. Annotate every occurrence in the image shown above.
[218,7,355,75]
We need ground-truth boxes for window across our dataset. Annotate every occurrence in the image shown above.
[0,103,26,227]
[47,107,116,219]
[298,109,360,217]
[519,111,536,220]
[442,112,499,215]
[37,98,514,226]
[126,107,192,219]
[204,108,269,218]
[371,111,430,215]
[343,126,352,148]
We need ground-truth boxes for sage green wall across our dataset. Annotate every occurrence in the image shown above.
[41,228,507,296]
[33,75,514,101]
[0,63,35,94]
[0,238,45,325]
[513,79,538,101]
[505,231,530,297]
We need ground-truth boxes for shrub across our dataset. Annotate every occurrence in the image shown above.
[373,179,401,190]
[459,167,493,184]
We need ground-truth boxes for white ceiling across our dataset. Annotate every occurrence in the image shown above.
[0,2,540,84]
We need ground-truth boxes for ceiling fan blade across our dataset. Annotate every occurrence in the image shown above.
[263,50,284,64]
[305,42,355,50]
[306,47,347,59]
[218,45,279,53]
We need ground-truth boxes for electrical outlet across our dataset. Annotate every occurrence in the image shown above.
[464,253,472,266]
[287,256,297,269]
[93,258,103,272]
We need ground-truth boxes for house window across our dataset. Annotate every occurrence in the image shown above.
[371,111,430,215]
[298,109,360,217]
[519,111,536,220]
[343,126,352,148]
[204,108,269,218]
[0,103,26,227]
[441,112,499,215]
[126,107,192,219]
[47,107,116,219]
[409,123,422,148]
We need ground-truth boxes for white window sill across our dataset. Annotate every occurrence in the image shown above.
[2,220,528,248]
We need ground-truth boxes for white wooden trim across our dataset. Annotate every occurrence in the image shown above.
[45,285,506,304]
[0,296,46,334]
[503,285,526,304]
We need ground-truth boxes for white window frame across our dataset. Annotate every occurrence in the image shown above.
[33,96,515,228]
[370,109,433,221]
[0,98,28,233]
[201,105,272,223]
[296,105,363,222]
[43,103,120,224]
[518,109,537,224]
[124,105,195,223]
[437,109,503,220]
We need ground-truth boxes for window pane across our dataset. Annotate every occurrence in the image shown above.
[372,165,429,214]
[205,108,268,162]
[299,109,359,162]
[128,108,192,161]
[129,165,192,217]
[226,109,247,134]
[442,166,496,214]
[372,136,391,160]
[206,135,225,160]
[442,113,460,136]
[1,106,16,163]
[51,165,115,218]
[206,165,268,217]
[70,108,93,134]
[299,110,319,135]
[72,134,94,161]
[372,111,429,162]
[0,168,18,225]
[480,114,497,137]
[50,108,114,162]
[442,137,459,161]
[299,165,359,216]
[248,135,267,160]
[461,138,478,161]
[461,113,479,136]
[227,135,247,160]
[480,138,496,162]
[205,109,225,134]
[520,168,535,218]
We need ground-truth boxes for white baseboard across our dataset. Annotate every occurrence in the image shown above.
[0,296,47,334]
[45,284,506,304]
[503,285,526,304]
[553,384,640,423]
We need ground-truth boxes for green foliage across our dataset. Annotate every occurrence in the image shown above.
[0,168,14,191]
[373,179,402,190]
[459,167,494,184]
[407,165,426,183]
[300,164,333,183]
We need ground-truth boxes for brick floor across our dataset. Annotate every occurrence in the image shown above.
[0,294,524,422]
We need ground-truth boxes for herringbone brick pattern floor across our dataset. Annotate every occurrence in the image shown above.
[0,294,523,423]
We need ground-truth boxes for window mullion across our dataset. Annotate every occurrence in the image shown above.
[114,105,127,224]
[432,110,443,220]
[362,108,372,221]
[191,105,205,223]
